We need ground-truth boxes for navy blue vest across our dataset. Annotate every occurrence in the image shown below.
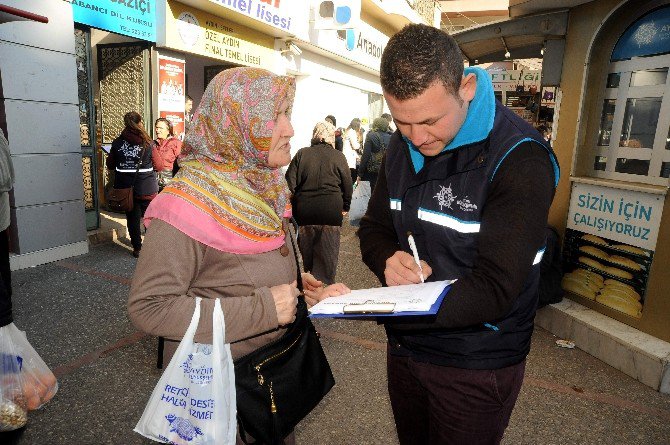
[385,101,559,370]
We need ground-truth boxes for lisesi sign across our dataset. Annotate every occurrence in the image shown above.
[165,2,275,69]
[567,182,665,251]
[71,0,156,41]
[204,0,308,35]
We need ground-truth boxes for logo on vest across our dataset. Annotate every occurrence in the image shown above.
[434,184,456,210]
[435,184,478,212]
[457,197,478,212]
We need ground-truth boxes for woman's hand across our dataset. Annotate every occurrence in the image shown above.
[270,280,300,326]
[301,272,322,293]
[304,282,351,307]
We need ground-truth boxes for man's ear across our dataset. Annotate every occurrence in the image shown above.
[459,73,477,103]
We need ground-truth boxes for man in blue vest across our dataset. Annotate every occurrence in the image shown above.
[358,24,559,444]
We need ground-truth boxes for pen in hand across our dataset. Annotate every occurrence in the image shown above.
[406,231,425,283]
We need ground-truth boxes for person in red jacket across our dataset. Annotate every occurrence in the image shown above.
[152,118,182,190]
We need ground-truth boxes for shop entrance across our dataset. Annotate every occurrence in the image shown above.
[97,42,151,208]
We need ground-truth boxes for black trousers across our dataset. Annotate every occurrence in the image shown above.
[387,351,525,445]
[125,198,151,250]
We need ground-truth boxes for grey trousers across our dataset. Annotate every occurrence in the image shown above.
[297,225,341,285]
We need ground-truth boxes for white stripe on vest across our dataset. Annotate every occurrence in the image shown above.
[532,248,545,265]
[116,167,153,173]
[390,199,402,211]
[418,208,481,233]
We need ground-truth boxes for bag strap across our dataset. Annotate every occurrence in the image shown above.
[287,218,303,293]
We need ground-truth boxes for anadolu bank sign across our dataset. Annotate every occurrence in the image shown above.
[315,21,388,71]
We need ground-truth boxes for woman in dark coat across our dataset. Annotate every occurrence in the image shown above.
[106,111,158,257]
[285,121,353,284]
[358,117,392,192]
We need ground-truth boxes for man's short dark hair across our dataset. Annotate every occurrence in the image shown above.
[325,115,336,126]
[186,94,193,103]
[380,24,464,100]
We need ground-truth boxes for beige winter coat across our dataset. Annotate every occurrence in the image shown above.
[128,219,298,361]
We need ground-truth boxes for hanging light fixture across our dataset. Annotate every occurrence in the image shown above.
[501,36,511,59]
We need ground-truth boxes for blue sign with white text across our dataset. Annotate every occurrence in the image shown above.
[71,0,156,42]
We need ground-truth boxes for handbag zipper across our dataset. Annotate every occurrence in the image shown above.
[254,332,303,414]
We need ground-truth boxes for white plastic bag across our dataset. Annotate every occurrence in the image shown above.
[349,180,371,222]
[135,298,237,444]
[0,322,58,431]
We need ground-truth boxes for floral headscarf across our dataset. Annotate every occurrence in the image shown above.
[311,121,336,148]
[144,67,296,254]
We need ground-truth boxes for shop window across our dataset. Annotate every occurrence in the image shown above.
[589,5,670,184]
[661,161,670,177]
[607,73,620,88]
[619,97,661,149]
[597,99,616,146]
[615,158,650,175]
[630,68,668,87]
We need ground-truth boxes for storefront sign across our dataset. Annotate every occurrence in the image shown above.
[313,21,388,71]
[612,7,670,61]
[567,182,664,251]
[165,2,275,69]
[71,0,156,42]
[489,70,540,92]
[157,55,186,140]
[312,0,361,30]
[203,0,309,35]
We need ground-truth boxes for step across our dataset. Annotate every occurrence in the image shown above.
[535,299,670,394]
[88,210,128,245]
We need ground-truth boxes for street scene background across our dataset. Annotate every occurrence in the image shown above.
[4,219,670,444]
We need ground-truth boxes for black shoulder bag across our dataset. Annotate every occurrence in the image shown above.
[234,222,335,444]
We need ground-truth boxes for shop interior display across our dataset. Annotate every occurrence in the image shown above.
[561,229,651,319]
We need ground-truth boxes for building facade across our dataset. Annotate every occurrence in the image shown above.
[0,0,437,270]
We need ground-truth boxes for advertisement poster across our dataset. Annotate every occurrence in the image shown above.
[561,182,664,320]
[158,55,186,139]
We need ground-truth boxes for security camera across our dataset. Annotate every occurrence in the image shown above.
[286,41,302,56]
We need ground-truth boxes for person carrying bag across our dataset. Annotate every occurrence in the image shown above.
[106,111,159,257]
[127,67,349,444]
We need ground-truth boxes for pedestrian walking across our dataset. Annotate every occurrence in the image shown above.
[343,118,361,183]
[285,120,353,284]
[106,112,158,258]
[358,117,391,192]
[356,24,560,445]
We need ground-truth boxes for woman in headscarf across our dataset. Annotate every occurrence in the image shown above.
[106,111,158,257]
[358,117,392,192]
[127,68,348,444]
[285,121,353,284]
